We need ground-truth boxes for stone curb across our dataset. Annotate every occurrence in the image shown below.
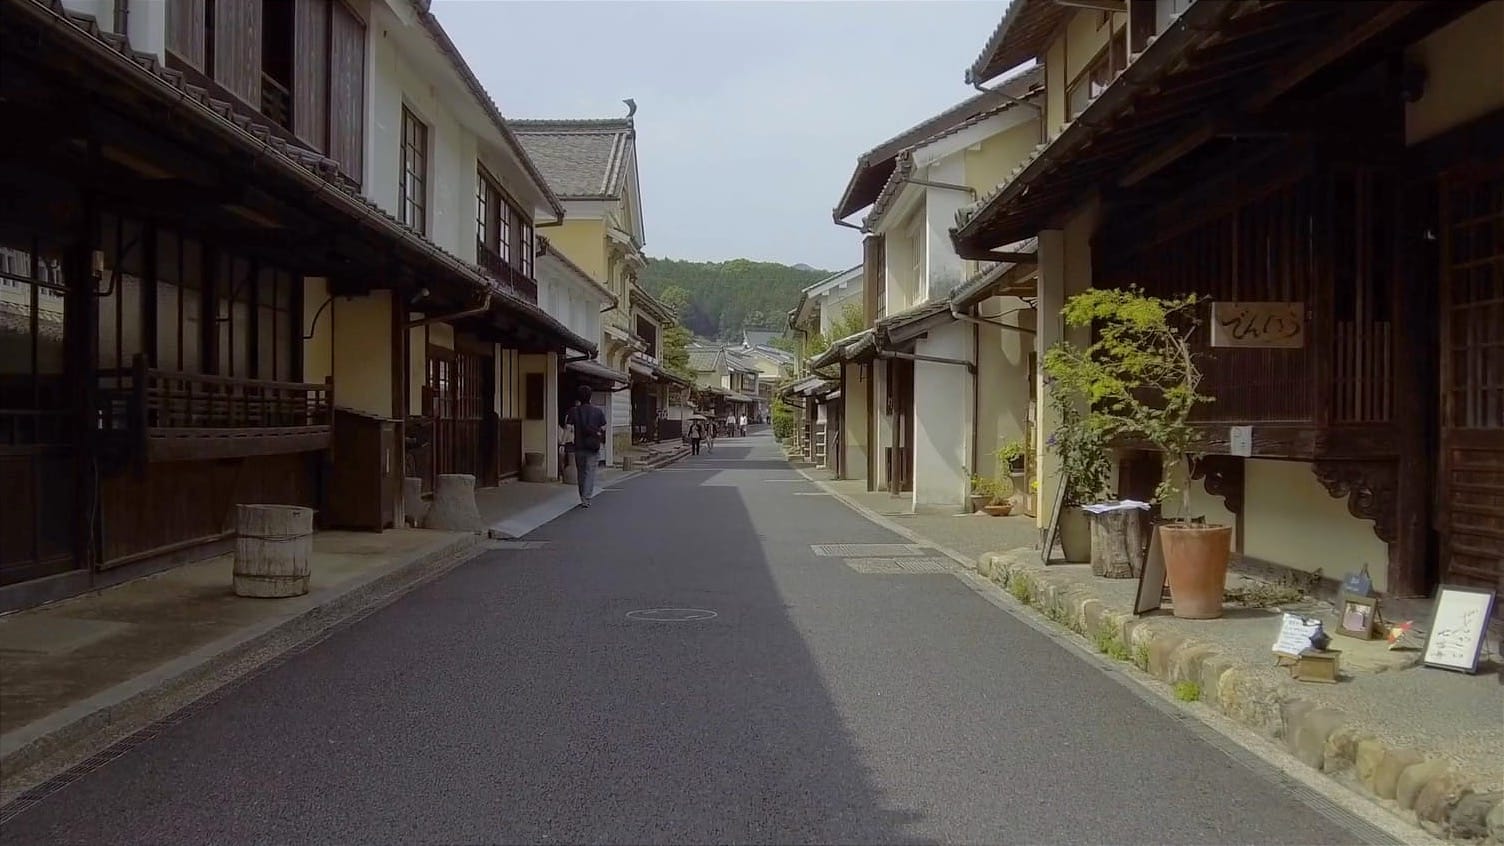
[979,548,1504,843]
[0,532,485,798]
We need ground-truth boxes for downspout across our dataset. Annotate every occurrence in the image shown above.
[406,295,491,328]
[113,0,129,36]
[900,178,976,199]
[950,304,1036,334]
[971,320,980,495]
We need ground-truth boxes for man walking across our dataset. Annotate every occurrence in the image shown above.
[566,385,607,507]
[739,412,748,437]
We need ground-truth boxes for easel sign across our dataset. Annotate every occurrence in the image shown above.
[1135,524,1167,615]
[1040,479,1068,565]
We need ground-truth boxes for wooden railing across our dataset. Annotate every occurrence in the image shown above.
[476,239,538,303]
[98,356,332,464]
[261,74,292,130]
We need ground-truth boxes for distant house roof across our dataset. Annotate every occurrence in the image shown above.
[510,118,635,200]
[832,66,1042,222]
[688,348,724,372]
[743,329,782,348]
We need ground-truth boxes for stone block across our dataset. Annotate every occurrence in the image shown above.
[976,555,993,578]
[1170,643,1215,684]
[1147,633,1187,680]
[1415,772,1469,826]
[1396,759,1451,810]
[1372,748,1426,800]
[423,474,483,532]
[1486,791,1504,841]
[1280,699,1317,747]
[1322,726,1367,775]
[1219,668,1283,735]
[1355,739,1388,790]
[1289,707,1348,771]
[1197,652,1236,701]
[1451,791,1501,841]
[1080,599,1108,636]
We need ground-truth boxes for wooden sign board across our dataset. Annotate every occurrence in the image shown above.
[1210,302,1305,348]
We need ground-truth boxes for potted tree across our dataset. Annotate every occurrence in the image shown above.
[1052,287,1228,617]
[969,474,1014,516]
[1037,374,1112,564]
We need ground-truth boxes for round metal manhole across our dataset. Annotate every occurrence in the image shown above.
[625,608,718,622]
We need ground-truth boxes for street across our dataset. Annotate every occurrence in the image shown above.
[4,434,1382,845]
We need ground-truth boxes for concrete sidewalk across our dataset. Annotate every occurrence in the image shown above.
[798,464,1504,842]
[0,444,701,802]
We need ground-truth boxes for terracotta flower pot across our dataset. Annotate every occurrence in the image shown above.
[983,503,1012,517]
[970,495,992,514]
[1159,524,1233,619]
[1059,506,1091,563]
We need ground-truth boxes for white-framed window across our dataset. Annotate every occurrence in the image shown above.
[400,106,428,233]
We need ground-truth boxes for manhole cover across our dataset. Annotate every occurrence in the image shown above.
[811,543,929,557]
[625,608,718,622]
[844,557,955,574]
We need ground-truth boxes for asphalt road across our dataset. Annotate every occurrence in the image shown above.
[4,434,1381,845]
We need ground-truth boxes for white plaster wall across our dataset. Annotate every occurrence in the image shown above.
[912,321,972,510]
[1242,459,1391,593]
[975,296,1033,480]
[611,389,632,461]
[884,217,920,313]
[819,288,862,337]
[519,353,549,470]
[843,362,869,481]
[923,157,970,302]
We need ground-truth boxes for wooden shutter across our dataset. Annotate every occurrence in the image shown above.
[293,0,330,150]
[213,0,262,107]
[863,234,885,326]
[329,0,367,184]
[166,0,206,69]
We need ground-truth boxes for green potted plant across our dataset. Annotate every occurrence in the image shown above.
[969,474,1014,516]
[1051,287,1227,616]
[1037,373,1113,564]
[997,439,1027,474]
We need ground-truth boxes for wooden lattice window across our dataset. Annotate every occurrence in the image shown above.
[1443,169,1504,430]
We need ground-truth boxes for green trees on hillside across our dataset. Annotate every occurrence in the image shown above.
[638,257,831,340]
[805,303,866,357]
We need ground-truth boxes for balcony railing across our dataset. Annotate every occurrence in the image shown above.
[261,74,292,130]
[97,355,332,465]
[477,239,538,303]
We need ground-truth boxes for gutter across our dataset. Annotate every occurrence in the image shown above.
[876,349,975,374]
[406,295,492,328]
[950,304,1035,335]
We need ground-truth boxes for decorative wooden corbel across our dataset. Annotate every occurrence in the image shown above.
[1312,460,1398,545]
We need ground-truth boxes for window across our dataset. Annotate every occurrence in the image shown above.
[1066,39,1127,120]
[96,213,148,372]
[400,106,428,233]
[154,228,204,373]
[513,213,534,278]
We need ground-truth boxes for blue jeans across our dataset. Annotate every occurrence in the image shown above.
[576,449,599,501]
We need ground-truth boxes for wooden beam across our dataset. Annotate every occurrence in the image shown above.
[1052,0,1126,12]
[1247,1,1428,110]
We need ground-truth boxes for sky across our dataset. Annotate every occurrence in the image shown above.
[433,1,1006,272]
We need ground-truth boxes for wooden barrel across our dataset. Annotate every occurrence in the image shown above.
[233,504,314,598]
[1089,507,1146,579]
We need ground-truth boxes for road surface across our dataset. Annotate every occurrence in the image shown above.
[2,433,1385,844]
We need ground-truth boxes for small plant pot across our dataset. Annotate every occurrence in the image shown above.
[969,494,992,514]
[982,503,1012,517]
[1059,506,1091,563]
[1160,523,1233,619]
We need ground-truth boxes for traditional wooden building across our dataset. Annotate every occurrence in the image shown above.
[0,0,590,610]
[951,0,1502,603]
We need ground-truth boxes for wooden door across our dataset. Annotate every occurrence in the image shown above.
[1438,163,1504,599]
[886,358,915,493]
[426,346,485,481]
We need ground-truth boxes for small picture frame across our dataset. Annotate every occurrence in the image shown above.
[1422,585,1496,674]
[1336,594,1378,640]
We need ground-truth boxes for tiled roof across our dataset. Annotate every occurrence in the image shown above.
[743,329,782,348]
[511,118,634,200]
[833,66,1043,221]
[965,0,1066,86]
[19,0,592,354]
[688,349,723,372]
[948,237,1039,309]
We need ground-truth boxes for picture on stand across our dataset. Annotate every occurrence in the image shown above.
[1336,594,1377,639]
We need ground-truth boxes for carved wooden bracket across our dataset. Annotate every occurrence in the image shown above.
[1312,460,1398,545]
[1192,455,1245,515]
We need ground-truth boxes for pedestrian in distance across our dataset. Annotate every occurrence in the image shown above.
[565,385,607,507]
[706,418,717,453]
[739,413,748,437]
[688,418,705,456]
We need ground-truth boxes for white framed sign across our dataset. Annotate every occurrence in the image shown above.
[1229,425,1252,457]
[1422,586,1495,674]
[1272,613,1323,658]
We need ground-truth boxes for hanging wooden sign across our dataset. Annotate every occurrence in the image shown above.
[1210,302,1305,348]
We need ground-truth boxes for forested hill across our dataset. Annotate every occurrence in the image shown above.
[638,257,832,340]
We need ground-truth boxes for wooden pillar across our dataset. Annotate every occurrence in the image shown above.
[72,180,101,574]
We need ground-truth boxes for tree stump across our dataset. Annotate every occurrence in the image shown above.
[402,477,426,528]
[423,474,483,532]
[1089,508,1145,579]
[233,504,314,598]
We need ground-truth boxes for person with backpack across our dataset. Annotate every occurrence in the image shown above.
[566,385,607,507]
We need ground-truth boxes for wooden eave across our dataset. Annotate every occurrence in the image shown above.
[952,0,1480,253]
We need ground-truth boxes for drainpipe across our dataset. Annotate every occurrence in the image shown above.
[406,295,491,328]
[900,178,976,199]
[971,74,1045,144]
[113,0,128,36]
[833,218,864,231]
[876,349,976,374]
[950,304,1036,335]
[971,320,980,493]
